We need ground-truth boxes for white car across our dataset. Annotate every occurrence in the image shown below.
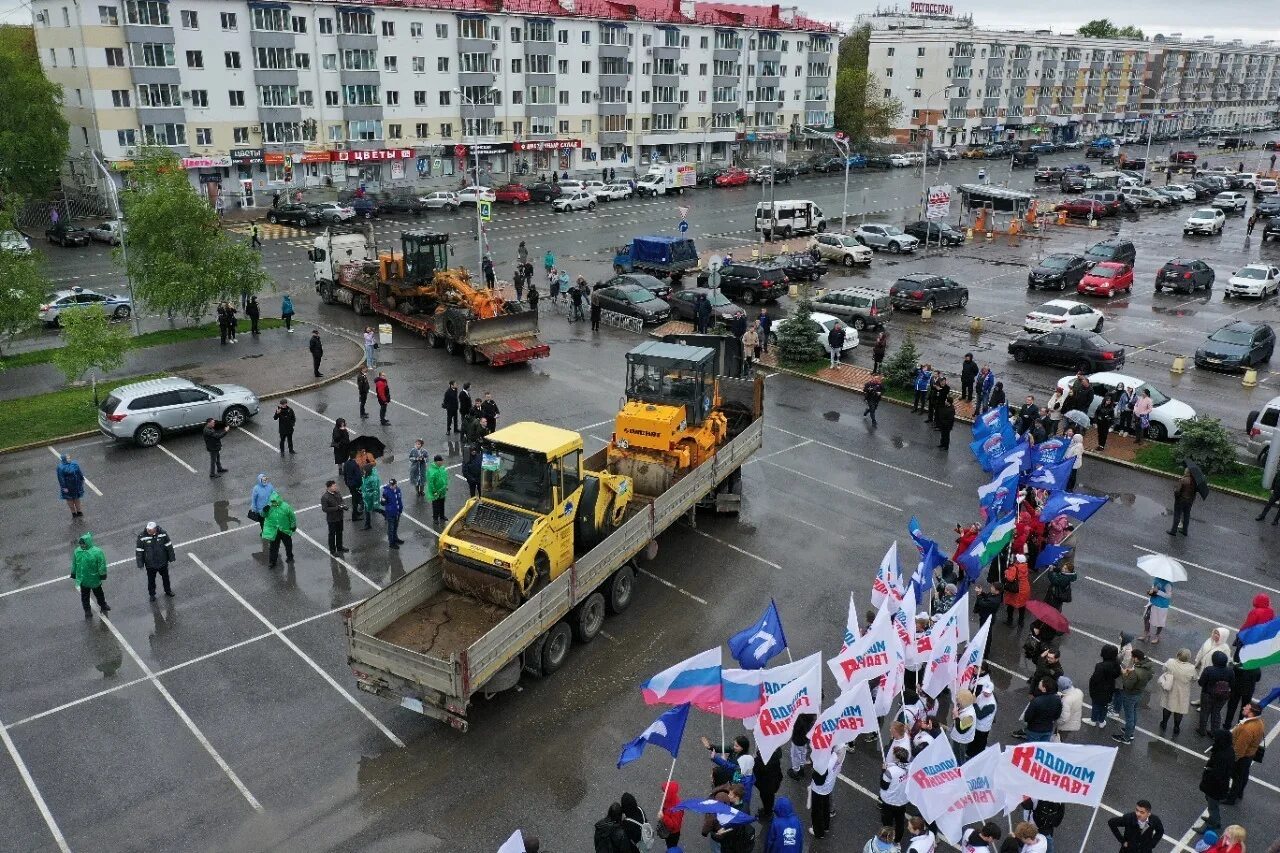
[580,180,607,196]
[87,219,126,245]
[1054,371,1196,441]
[1,229,31,255]
[39,286,133,325]
[557,180,588,195]
[936,148,960,160]
[420,191,461,210]
[1160,184,1198,202]
[1225,264,1280,299]
[853,224,919,253]
[888,153,912,167]
[1024,299,1105,334]
[1184,208,1226,235]
[770,311,860,356]
[1255,179,1278,196]
[310,202,355,223]
[552,191,596,212]
[456,186,496,205]
[1124,187,1168,208]
[594,182,633,201]
[1211,191,1248,213]
[809,233,873,267]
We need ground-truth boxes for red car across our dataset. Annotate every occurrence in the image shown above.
[1173,150,1198,164]
[494,183,532,204]
[1054,199,1112,219]
[713,168,750,187]
[1077,262,1134,297]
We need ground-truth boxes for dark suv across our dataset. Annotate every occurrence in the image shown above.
[527,182,563,202]
[889,273,969,312]
[697,262,787,304]
[1155,258,1215,294]
[1084,238,1137,266]
[1012,151,1039,168]
[1028,253,1091,290]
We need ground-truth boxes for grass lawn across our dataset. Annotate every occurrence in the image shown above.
[0,318,285,371]
[1133,442,1269,499]
[0,373,167,451]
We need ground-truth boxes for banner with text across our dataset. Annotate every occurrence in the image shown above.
[995,743,1117,808]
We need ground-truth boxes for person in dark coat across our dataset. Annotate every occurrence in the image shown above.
[731,312,747,340]
[927,374,949,424]
[590,289,603,331]
[1196,650,1234,736]
[273,399,297,454]
[203,418,228,478]
[459,382,473,420]
[826,321,846,368]
[593,802,630,853]
[135,522,176,601]
[988,381,1007,412]
[307,329,324,377]
[1085,644,1122,727]
[480,392,500,432]
[463,445,483,497]
[753,748,783,820]
[357,368,370,420]
[1256,467,1280,523]
[375,372,391,425]
[619,792,647,852]
[1197,730,1235,835]
[342,451,364,521]
[695,293,713,333]
[321,480,348,555]
[331,418,351,466]
[56,452,86,518]
[872,331,888,374]
[960,353,979,402]
[217,302,230,345]
[936,393,956,449]
[527,281,540,313]
[974,584,1003,653]
[757,310,772,352]
[863,375,883,427]
[442,381,460,435]
[481,255,495,288]
[245,295,260,335]
[1224,660,1262,727]
[1106,801,1163,853]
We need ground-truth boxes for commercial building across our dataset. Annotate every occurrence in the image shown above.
[860,6,1280,147]
[30,0,836,205]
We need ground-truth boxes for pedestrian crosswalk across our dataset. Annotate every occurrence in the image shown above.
[226,222,310,242]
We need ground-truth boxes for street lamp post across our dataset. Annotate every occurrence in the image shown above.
[799,124,851,231]
[455,87,495,279]
[915,86,951,247]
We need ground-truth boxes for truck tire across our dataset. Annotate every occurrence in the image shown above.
[445,337,461,356]
[464,345,481,365]
[353,294,372,316]
[318,280,336,305]
[572,592,606,643]
[540,622,573,675]
[605,564,636,614]
[614,264,626,274]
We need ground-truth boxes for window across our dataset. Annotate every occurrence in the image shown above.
[558,120,569,132]
[220,11,236,30]
[678,116,688,129]
[581,90,591,103]
[141,123,186,145]
[252,7,288,31]
[383,55,397,72]
[916,67,924,78]
[186,50,203,68]
[343,84,379,105]
[319,17,333,34]
[68,47,76,66]
[99,6,118,25]
[325,90,339,106]
[415,122,429,138]
[129,43,176,67]
[459,18,485,38]
[195,127,212,145]
[255,47,294,69]
[435,23,448,38]
[263,121,303,143]
[558,90,568,104]
[414,90,426,106]
[438,90,451,106]
[295,52,310,69]
[524,20,552,42]
[512,120,523,135]
[581,30,591,44]
[557,28,568,44]
[412,56,425,73]
[887,47,895,56]
[641,91,650,103]
[105,47,124,66]
[558,59,568,74]
[511,90,523,104]
[125,1,169,25]
[110,89,130,107]
[641,117,650,130]
[440,122,452,138]
[510,58,522,73]
[180,9,197,28]
[337,10,373,34]
[884,88,892,98]
[322,54,336,70]
[530,117,552,135]
[460,52,487,72]
[528,54,550,73]
[229,90,245,107]
[381,20,394,36]
[260,84,300,106]
[117,129,136,146]
[387,123,402,139]
[187,89,208,107]
[385,90,399,105]
[528,85,554,104]
[437,56,449,72]
[292,15,306,33]
[406,22,420,37]
[225,51,241,69]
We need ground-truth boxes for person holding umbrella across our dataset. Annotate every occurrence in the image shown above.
[1138,554,1186,644]
[1169,461,1207,536]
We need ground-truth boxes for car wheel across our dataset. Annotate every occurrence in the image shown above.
[1012,348,1028,363]
[298,217,309,228]
[1149,422,1169,442]
[1155,283,1163,293]
[958,294,969,308]
[1076,359,1092,374]
[222,405,249,428]
[267,212,278,223]
[588,202,596,211]
[743,290,758,305]
[134,424,163,448]
[809,271,820,282]
[112,305,131,320]
[888,242,902,254]
[852,317,866,331]
[1057,280,1067,291]
[925,298,936,311]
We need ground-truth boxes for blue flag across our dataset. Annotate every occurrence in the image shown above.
[971,404,1011,439]
[978,462,1020,520]
[1035,543,1072,570]
[911,542,946,601]
[1259,685,1280,709]
[1040,492,1110,524]
[617,703,691,768]
[1024,458,1074,492]
[727,600,789,670]
[672,798,755,826]
[1034,436,1070,467]
[1000,437,1035,473]
[969,428,1017,473]
[908,516,939,559]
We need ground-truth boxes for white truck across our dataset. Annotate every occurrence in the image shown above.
[635,162,697,196]
[754,200,828,240]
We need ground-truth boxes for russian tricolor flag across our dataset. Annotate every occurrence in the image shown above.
[641,648,723,710]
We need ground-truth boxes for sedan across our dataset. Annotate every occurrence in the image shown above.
[380,196,430,216]
[1124,187,1169,208]
[666,287,747,326]
[1154,258,1215,294]
[1024,299,1105,334]
[1184,208,1226,235]
[309,202,355,223]
[903,220,965,247]
[1077,262,1134,298]
[265,203,316,227]
[1028,253,1091,291]
[493,183,531,204]
[1010,329,1125,372]
[773,252,827,283]
[39,286,132,325]
[591,283,671,324]
[1156,185,1196,203]
[1258,197,1280,218]
[1054,371,1195,440]
[1055,199,1111,219]
[1211,191,1248,213]
[596,272,672,302]
[713,168,751,187]
[457,186,496,205]
[595,182,634,201]
[769,311,859,356]
[45,224,91,247]
[421,191,461,211]
[1059,174,1088,193]
[551,191,596,212]
[1225,264,1280,299]
[87,219,126,245]
[1195,321,1276,370]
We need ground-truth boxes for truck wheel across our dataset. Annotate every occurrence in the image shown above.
[464,345,481,365]
[353,294,372,316]
[572,592,606,643]
[605,564,636,614]
[445,337,461,355]
[540,622,573,675]
[318,280,336,305]
[425,329,443,348]
[614,264,625,274]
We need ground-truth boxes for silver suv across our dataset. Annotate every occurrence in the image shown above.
[853,223,919,253]
[810,286,892,331]
[99,376,260,447]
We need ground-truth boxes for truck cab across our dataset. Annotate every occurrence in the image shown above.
[308,227,378,291]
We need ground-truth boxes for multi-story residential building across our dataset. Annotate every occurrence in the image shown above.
[31,0,836,204]
[862,9,1280,148]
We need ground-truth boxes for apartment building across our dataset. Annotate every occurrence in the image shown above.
[863,9,1280,148]
[31,0,836,203]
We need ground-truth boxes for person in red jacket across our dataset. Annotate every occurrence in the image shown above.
[1241,593,1275,633]
[374,372,391,426]
[953,523,979,563]
[1004,554,1031,626]
[658,780,683,846]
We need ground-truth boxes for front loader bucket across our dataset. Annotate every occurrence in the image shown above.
[441,557,523,610]
[465,309,542,346]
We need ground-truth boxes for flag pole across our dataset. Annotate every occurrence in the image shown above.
[720,705,726,751]
[655,756,677,824]
[1077,804,1102,853]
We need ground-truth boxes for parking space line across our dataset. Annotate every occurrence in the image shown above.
[636,568,709,606]
[743,438,812,465]
[294,529,383,590]
[342,380,432,420]
[766,424,954,488]
[186,552,405,747]
[99,615,262,811]
[0,722,71,853]
[234,426,279,452]
[398,510,441,538]
[288,399,335,424]
[48,446,103,496]
[758,458,904,512]
[1133,544,1280,597]
[1081,575,1219,626]
[155,443,197,473]
[685,526,784,569]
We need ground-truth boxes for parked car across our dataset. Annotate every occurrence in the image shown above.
[752,165,795,183]
[853,223,919,253]
[1172,150,1198,164]
[769,311,859,357]
[1265,218,1280,241]
[1,229,31,255]
[903,220,965,246]
[1211,191,1249,213]
[98,377,260,448]
[265,203,315,227]
[1225,264,1280,299]
[309,202,356,224]
[713,168,751,187]
[1035,166,1065,182]
[45,224,91,247]
[1028,253,1091,291]
[1081,190,1125,214]
[1010,329,1125,372]
[1083,238,1136,265]
[1077,262,1134,298]
[349,197,381,219]
[526,182,563,202]
[1124,187,1170,208]
[888,153,912,168]
[810,286,892,331]
[421,191,461,211]
[494,183,532,204]
[551,191,596,212]
[1012,151,1039,168]
[1258,197,1280,218]
[1023,299,1105,333]
[596,272,672,302]
[596,182,635,201]
[457,186,496,205]
[1059,174,1088,193]
[39,286,133,325]
[590,282,671,324]
[380,195,429,216]
[1155,185,1196,203]
[1053,372,1195,440]
[773,252,827,283]
[809,233,872,267]
[1055,199,1112,219]
[1184,207,1226,235]
[697,261,787,304]
[666,287,746,326]
[889,273,968,312]
[1155,258,1215,294]
[1194,321,1276,371]
[1246,395,1280,464]
[1255,178,1279,198]
[87,219,126,245]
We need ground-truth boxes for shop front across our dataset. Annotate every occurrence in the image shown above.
[181,155,232,204]
[329,148,415,191]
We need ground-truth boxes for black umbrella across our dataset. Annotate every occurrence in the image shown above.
[1185,460,1210,500]
[347,435,386,459]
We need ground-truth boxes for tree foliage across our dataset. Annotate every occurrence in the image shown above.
[1076,19,1146,40]
[776,298,826,367]
[882,335,922,391]
[1172,415,1236,476]
[0,205,50,358]
[52,305,130,385]
[119,147,272,323]
[0,25,69,200]
[834,26,902,142]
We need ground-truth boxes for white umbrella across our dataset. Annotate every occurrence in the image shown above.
[1137,553,1188,583]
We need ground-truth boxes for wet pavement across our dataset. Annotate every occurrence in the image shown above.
[1,308,1278,852]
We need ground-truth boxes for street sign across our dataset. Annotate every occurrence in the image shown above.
[478,201,492,222]
[678,220,688,233]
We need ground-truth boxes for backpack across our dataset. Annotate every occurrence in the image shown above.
[1212,679,1232,699]
[625,817,655,852]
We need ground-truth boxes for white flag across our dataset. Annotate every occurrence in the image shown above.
[954,617,992,697]
[809,680,877,774]
[497,830,525,853]
[752,662,822,763]
[840,592,860,653]
[871,541,902,609]
[875,646,906,718]
[936,591,971,646]
[995,742,1118,808]
[893,587,919,665]
[922,618,961,699]
[934,743,1005,845]
[906,728,967,824]
[739,652,823,725]
[828,600,896,690]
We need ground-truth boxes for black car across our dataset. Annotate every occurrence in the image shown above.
[774,252,827,282]
[697,168,728,186]
[1125,157,1147,171]
[1060,174,1087,193]
[596,272,672,302]
[1155,258,1215,294]
[753,165,794,184]
[667,287,747,325]
[45,224,91,247]
[696,261,787,304]
[1084,238,1137,266]
[791,161,813,176]
[1194,321,1276,370]
[351,196,381,219]
[591,283,671,324]
[903,220,965,247]
[527,182,563,202]
[380,195,429,216]
[1265,219,1280,242]
[864,155,893,170]
[1028,253,1091,291]
[1260,197,1280,218]
[1035,166,1065,182]
[266,203,317,227]
[1012,151,1039,168]
[808,157,844,173]
[1009,329,1126,372]
[888,273,968,312]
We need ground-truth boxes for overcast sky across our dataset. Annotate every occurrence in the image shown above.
[1,0,1276,42]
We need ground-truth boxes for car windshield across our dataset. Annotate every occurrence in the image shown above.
[838,236,858,246]
[704,290,732,307]
[1191,210,1216,219]
[1040,255,1073,270]
[1210,328,1255,345]
[196,383,224,396]
[881,226,904,236]
[1035,304,1068,316]
[1137,384,1171,406]
[1083,333,1109,348]
[1090,265,1120,278]
[618,286,651,303]
[1236,268,1266,280]
[481,446,552,513]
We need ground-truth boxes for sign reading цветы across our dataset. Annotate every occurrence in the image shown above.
[910,1,954,14]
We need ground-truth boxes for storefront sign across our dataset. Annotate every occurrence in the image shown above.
[910,1,954,14]
[454,142,514,157]
[263,152,286,165]
[181,155,231,169]
[329,148,413,163]
[513,139,582,152]
[198,174,223,184]
[299,151,330,164]
[229,148,263,161]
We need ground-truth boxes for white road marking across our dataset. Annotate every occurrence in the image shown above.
[0,722,71,853]
[1081,575,1220,626]
[758,459,903,512]
[294,529,383,590]
[187,552,405,747]
[342,380,432,419]
[234,426,279,452]
[636,568,709,606]
[99,614,262,811]
[574,419,615,431]
[685,526,784,569]
[742,438,812,465]
[767,424,954,488]
[48,446,103,496]
[288,398,336,424]
[398,510,441,538]
[1133,544,1280,598]
[155,443,197,473]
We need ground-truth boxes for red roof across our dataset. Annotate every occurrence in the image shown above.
[357,0,836,30]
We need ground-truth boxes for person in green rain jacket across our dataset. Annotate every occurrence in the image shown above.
[426,455,450,524]
[361,463,384,531]
[260,493,297,568]
[71,532,110,618]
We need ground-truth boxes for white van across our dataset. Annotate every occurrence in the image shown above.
[754,200,827,240]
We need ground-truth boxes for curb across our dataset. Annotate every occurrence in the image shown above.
[764,363,1268,504]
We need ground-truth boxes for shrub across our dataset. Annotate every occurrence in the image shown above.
[882,334,922,391]
[1172,414,1236,475]
[775,298,826,367]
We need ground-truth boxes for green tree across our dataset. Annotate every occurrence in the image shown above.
[1172,415,1236,476]
[833,26,902,142]
[0,205,50,358]
[881,335,922,391]
[775,298,826,367]
[51,305,130,392]
[1076,19,1145,40]
[0,26,69,200]
[119,147,272,322]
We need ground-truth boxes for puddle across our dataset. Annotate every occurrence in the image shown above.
[891,435,907,449]
[823,410,841,421]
